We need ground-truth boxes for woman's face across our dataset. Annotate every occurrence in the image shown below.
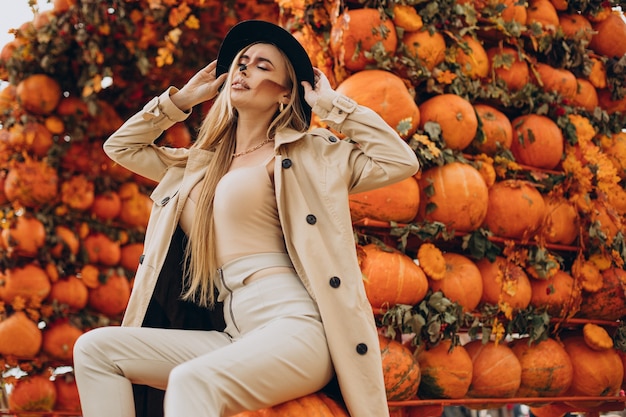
[229,43,292,115]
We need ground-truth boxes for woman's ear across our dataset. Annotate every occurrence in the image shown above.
[280,94,291,105]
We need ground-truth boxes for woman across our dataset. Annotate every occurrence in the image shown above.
[73,20,419,417]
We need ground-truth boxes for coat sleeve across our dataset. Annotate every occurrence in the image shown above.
[103,87,192,182]
[311,90,420,194]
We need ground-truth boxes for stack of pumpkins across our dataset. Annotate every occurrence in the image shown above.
[282,0,626,414]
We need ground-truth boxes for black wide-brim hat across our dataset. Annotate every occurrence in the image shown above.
[216,20,315,126]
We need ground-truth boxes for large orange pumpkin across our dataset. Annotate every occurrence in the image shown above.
[91,191,123,220]
[232,392,349,416]
[472,103,513,154]
[558,13,593,41]
[463,339,522,398]
[15,73,62,115]
[510,114,564,170]
[8,374,57,414]
[48,275,89,310]
[453,35,489,79]
[0,311,43,358]
[0,214,46,257]
[4,158,59,208]
[329,8,398,72]
[428,252,483,312]
[0,264,51,303]
[475,256,532,311]
[359,244,429,313]
[533,63,578,100]
[336,69,419,139]
[416,162,489,232]
[576,266,626,321]
[83,232,122,266]
[120,242,145,273]
[349,176,420,223]
[529,270,582,318]
[379,334,421,400]
[483,179,546,240]
[588,12,626,58]
[42,320,83,361]
[416,340,473,399]
[562,335,624,406]
[510,336,573,397]
[526,0,560,31]
[54,373,82,413]
[418,94,478,151]
[571,78,598,112]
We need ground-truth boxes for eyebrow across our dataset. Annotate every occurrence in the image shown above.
[240,54,276,68]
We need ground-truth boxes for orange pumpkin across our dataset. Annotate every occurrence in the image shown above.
[118,183,152,228]
[329,8,398,72]
[83,232,122,266]
[48,275,89,310]
[359,244,429,313]
[10,121,54,157]
[453,35,489,79]
[597,87,626,114]
[472,103,513,154]
[392,4,423,32]
[379,334,421,400]
[402,29,447,72]
[336,69,420,139]
[570,78,598,112]
[589,12,626,58]
[533,63,578,100]
[526,0,560,31]
[483,179,546,240]
[15,73,62,115]
[232,392,349,416]
[576,267,626,321]
[428,252,483,312]
[0,264,51,303]
[91,191,123,220]
[61,175,95,211]
[416,162,489,232]
[42,320,83,361]
[418,94,478,151]
[0,311,43,358]
[510,336,573,397]
[120,242,145,273]
[4,158,59,208]
[511,114,565,169]
[463,339,522,398]
[558,13,593,41]
[349,176,420,223]
[0,214,46,257]
[475,256,532,311]
[539,195,580,245]
[562,335,624,406]
[87,271,131,316]
[416,340,473,399]
[599,131,626,179]
[159,122,192,148]
[50,225,80,258]
[54,373,82,413]
[529,270,582,318]
[8,374,57,414]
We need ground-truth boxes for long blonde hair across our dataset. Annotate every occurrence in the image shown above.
[178,43,309,307]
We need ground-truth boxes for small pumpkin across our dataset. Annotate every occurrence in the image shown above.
[588,12,626,58]
[392,4,423,31]
[416,340,473,399]
[472,103,513,154]
[0,214,46,257]
[232,392,349,416]
[582,323,613,351]
[539,195,580,245]
[428,252,483,312]
[529,270,582,318]
[0,311,43,358]
[463,339,522,398]
[510,114,564,170]
[42,319,83,361]
[379,334,421,400]
[120,242,145,273]
[402,29,447,72]
[453,35,489,79]
[50,225,80,258]
[475,256,532,311]
[87,271,131,316]
[510,336,573,397]
[4,158,59,208]
[483,179,546,240]
[15,73,62,115]
[533,63,578,100]
[359,243,429,313]
[416,162,489,232]
[8,374,57,414]
[61,175,95,211]
[83,232,122,266]
[526,0,560,31]
[349,176,420,223]
[54,373,82,413]
[329,8,398,72]
[418,94,478,151]
[48,275,89,310]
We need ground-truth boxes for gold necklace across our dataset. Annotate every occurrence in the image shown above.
[232,137,274,158]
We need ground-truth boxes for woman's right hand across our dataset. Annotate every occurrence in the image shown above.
[171,60,228,111]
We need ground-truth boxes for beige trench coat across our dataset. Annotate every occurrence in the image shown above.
[103,87,419,417]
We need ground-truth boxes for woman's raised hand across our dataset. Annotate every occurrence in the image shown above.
[171,60,228,111]
[302,68,332,109]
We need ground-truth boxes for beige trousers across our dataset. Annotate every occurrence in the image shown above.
[73,254,333,417]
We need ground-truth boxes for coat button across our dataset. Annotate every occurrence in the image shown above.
[306,214,317,224]
[329,276,341,288]
[139,254,145,264]
[329,136,338,143]
[282,159,292,169]
[356,343,368,355]
[160,196,170,205]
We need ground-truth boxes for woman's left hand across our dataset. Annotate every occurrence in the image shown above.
[302,68,332,109]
